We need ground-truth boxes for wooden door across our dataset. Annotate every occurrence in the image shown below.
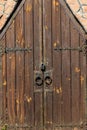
[1,0,87,130]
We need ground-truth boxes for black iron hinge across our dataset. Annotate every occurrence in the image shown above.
[54,43,87,55]
[0,45,32,56]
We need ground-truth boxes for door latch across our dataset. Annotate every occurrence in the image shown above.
[41,63,46,72]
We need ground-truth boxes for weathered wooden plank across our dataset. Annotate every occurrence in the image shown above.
[58,6,71,130]
[79,36,86,122]
[34,0,42,70]
[43,0,52,69]
[43,0,53,128]
[15,6,25,126]
[24,0,34,126]
[71,22,80,124]
[61,7,71,124]
[34,0,43,129]
[34,93,43,127]
[0,36,5,129]
[2,35,7,124]
[6,21,16,125]
[52,0,61,125]
[45,92,53,129]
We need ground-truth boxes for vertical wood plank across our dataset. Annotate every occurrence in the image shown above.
[61,8,71,125]
[43,0,52,69]
[15,7,25,126]
[71,22,80,124]
[52,0,61,125]
[43,0,53,129]
[24,0,34,126]
[1,36,5,128]
[34,0,42,70]
[2,35,7,124]
[79,36,86,122]
[45,92,53,129]
[34,93,43,127]
[6,21,16,126]
[34,0,43,128]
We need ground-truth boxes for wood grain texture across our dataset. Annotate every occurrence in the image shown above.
[1,0,87,130]
[15,6,25,126]
[52,0,62,125]
[2,35,7,124]
[24,0,34,126]
[79,35,86,123]
[33,0,43,129]
[43,0,53,129]
[61,7,71,124]
[6,21,16,125]
[43,0,52,69]
[71,21,80,124]
[33,0,42,70]
[1,36,6,128]
[0,47,2,129]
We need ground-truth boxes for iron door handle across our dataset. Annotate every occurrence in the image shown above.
[45,76,52,85]
[35,76,43,86]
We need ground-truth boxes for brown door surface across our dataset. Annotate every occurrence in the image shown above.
[1,0,86,130]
